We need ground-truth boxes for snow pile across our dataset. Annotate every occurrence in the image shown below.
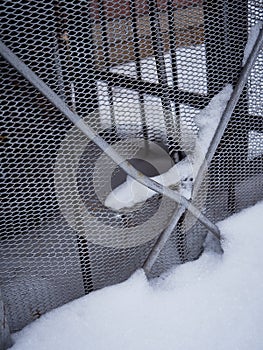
[105,84,233,210]
[11,201,263,350]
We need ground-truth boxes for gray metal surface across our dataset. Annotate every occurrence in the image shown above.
[0,0,262,344]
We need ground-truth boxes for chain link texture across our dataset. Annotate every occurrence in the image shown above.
[0,0,262,333]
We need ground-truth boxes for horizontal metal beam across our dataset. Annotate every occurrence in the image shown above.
[94,69,210,108]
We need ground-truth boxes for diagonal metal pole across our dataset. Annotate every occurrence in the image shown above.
[195,23,263,189]
[0,38,220,238]
[143,23,263,274]
[143,204,186,274]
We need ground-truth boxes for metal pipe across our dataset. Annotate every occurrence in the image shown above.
[0,39,220,239]
[143,204,186,274]
[142,21,263,274]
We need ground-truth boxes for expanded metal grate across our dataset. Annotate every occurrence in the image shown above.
[0,0,262,339]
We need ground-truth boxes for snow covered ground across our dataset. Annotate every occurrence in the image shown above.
[10,200,263,350]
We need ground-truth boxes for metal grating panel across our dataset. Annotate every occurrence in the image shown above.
[0,0,262,337]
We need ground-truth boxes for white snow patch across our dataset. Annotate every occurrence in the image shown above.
[105,84,233,210]
[10,201,263,350]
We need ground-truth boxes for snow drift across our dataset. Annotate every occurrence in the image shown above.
[10,201,263,350]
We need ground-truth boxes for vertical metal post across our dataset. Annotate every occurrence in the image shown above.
[147,0,179,155]
[130,0,149,141]
[65,1,100,116]
[203,0,231,95]
[167,0,181,146]
[76,235,94,294]
[53,1,77,111]
[97,0,116,127]
[61,1,98,294]
[225,0,249,214]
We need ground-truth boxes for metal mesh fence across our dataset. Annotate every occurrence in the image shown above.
[0,0,262,338]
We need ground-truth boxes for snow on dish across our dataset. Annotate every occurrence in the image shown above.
[104,84,233,210]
